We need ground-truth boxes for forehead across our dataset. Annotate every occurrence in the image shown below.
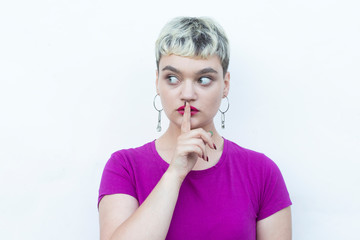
[159,55,223,74]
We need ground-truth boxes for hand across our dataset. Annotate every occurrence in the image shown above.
[168,102,216,181]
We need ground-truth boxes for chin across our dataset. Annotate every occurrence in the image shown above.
[190,120,212,130]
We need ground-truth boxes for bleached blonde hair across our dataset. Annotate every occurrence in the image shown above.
[155,17,230,75]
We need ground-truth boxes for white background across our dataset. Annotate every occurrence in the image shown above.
[1,0,359,239]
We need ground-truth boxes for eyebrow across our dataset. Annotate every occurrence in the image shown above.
[162,66,181,74]
[197,67,218,75]
[162,66,218,75]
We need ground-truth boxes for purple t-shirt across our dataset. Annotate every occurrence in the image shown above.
[98,138,292,239]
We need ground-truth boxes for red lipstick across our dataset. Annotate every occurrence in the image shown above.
[177,105,199,116]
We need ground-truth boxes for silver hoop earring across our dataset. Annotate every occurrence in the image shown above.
[218,96,230,129]
[153,94,163,132]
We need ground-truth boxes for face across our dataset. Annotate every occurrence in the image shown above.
[156,54,230,130]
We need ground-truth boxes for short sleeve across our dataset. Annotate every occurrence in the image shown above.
[98,151,137,207]
[257,155,292,221]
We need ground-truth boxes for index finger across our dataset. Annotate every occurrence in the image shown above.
[181,101,191,133]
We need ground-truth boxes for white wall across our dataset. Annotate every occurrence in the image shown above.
[1,0,359,239]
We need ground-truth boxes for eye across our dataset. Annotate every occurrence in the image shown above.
[167,76,179,84]
[198,77,212,86]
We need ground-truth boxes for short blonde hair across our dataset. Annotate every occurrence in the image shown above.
[155,17,230,74]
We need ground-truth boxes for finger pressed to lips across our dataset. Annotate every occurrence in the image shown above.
[181,102,191,133]
[177,105,199,116]
[179,102,216,162]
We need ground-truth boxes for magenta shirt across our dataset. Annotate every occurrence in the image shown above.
[98,138,292,239]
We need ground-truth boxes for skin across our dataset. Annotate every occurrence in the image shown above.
[155,55,230,171]
[99,55,292,240]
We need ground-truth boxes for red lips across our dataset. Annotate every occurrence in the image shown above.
[177,105,199,115]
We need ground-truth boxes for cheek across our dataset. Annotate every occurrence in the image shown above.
[212,98,222,114]
[202,96,222,119]
[208,90,223,109]
[215,94,223,105]
[159,92,175,115]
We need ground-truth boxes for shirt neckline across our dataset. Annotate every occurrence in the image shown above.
[150,138,228,177]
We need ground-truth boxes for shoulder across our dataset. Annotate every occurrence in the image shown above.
[111,141,153,157]
[224,139,292,219]
[105,141,155,169]
[225,138,274,167]
[224,138,283,181]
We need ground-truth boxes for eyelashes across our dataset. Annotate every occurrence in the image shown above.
[198,77,212,85]
[167,75,179,84]
[165,75,214,86]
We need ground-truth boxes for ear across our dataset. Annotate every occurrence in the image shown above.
[223,71,230,97]
[155,69,159,94]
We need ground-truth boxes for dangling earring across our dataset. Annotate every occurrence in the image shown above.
[218,96,230,129]
[153,94,163,132]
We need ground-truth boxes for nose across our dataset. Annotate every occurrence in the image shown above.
[180,80,197,102]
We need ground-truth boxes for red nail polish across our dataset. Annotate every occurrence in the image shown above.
[207,156,209,162]
[213,144,217,150]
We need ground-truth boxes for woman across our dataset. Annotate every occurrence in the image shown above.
[98,17,292,240]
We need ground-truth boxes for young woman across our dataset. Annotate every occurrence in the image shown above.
[98,17,292,240]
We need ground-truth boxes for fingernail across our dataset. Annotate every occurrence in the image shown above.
[207,156,209,162]
[213,144,217,150]
[202,154,205,159]
[209,130,213,137]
